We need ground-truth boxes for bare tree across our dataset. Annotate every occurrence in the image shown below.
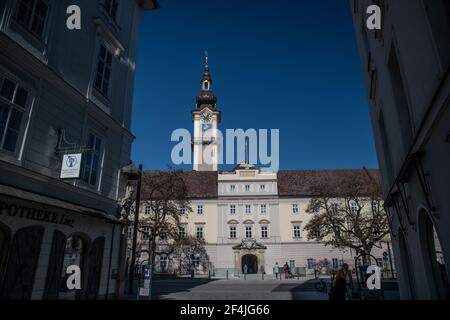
[315,258,332,275]
[174,235,211,275]
[304,170,389,264]
[136,170,192,276]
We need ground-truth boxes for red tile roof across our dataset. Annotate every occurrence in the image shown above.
[141,169,380,199]
[277,169,380,197]
[142,171,218,199]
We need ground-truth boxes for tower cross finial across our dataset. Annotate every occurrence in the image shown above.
[205,50,209,64]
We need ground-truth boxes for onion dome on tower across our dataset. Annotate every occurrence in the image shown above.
[196,51,218,110]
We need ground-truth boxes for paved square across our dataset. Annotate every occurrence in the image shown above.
[150,278,330,300]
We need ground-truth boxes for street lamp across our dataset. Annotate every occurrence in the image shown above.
[121,162,143,294]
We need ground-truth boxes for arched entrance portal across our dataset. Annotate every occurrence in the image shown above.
[419,210,449,299]
[241,254,258,274]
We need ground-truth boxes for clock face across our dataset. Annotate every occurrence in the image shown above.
[202,112,212,123]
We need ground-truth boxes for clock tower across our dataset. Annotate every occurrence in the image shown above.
[192,51,221,171]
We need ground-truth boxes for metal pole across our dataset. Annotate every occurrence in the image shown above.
[387,241,395,279]
[128,164,143,294]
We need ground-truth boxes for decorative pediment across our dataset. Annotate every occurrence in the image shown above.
[232,239,267,250]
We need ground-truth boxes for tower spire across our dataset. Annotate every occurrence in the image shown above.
[202,50,211,84]
[196,50,217,109]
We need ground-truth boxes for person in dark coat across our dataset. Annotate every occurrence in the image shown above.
[283,262,290,279]
[331,263,353,300]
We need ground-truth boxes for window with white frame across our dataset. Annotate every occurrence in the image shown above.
[15,0,49,38]
[94,44,113,97]
[104,0,119,21]
[179,225,186,239]
[196,226,204,239]
[197,205,203,215]
[127,226,133,239]
[307,258,315,269]
[245,184,251,192]
[229,184,236,192]
[159,255,168,272]
[293,225,301,239]
[245,225,252,239]
[144,205,151,215]
[180,206,186,215]
[292,204,299,214]
[289,260,295,270]
[229,225,237,239]
[372,201,380,212]
[229,204,236,215]
[82,133,102,186]
[0,76,29,154]
[350,201,358,213]
[245,204,252,215]
[260,184,266,192]
[141,226,150,240]
[192,256,200,268]
[159,231,167,240]
[261,225,268,239]
[332,258,339,269]
[260,204,267,214]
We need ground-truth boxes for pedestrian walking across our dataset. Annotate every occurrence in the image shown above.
[331,263,353,300]
[274,262,280,280]
[283,262,289,279]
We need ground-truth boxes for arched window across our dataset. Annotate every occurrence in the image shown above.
[1,226,44,300]
[0,223,12,295]
[420,210,449,299]
[44,230,67,299]
[159,255,168,273]
[203,80,209,91]
[59,234,88,300]
[85,236,105,300]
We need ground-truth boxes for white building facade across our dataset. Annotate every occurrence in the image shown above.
[138,167,392,277]
[136,55,392,277]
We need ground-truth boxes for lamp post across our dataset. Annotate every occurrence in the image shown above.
[122,162,143,295]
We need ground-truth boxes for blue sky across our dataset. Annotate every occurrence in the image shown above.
[131,0,378,171]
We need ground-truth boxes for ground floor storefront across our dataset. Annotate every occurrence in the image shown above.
[0,186,125,300]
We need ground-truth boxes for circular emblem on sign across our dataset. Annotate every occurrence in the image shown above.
[66,155,78,168]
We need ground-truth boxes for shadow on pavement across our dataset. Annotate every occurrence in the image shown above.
[151,278,219,300]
